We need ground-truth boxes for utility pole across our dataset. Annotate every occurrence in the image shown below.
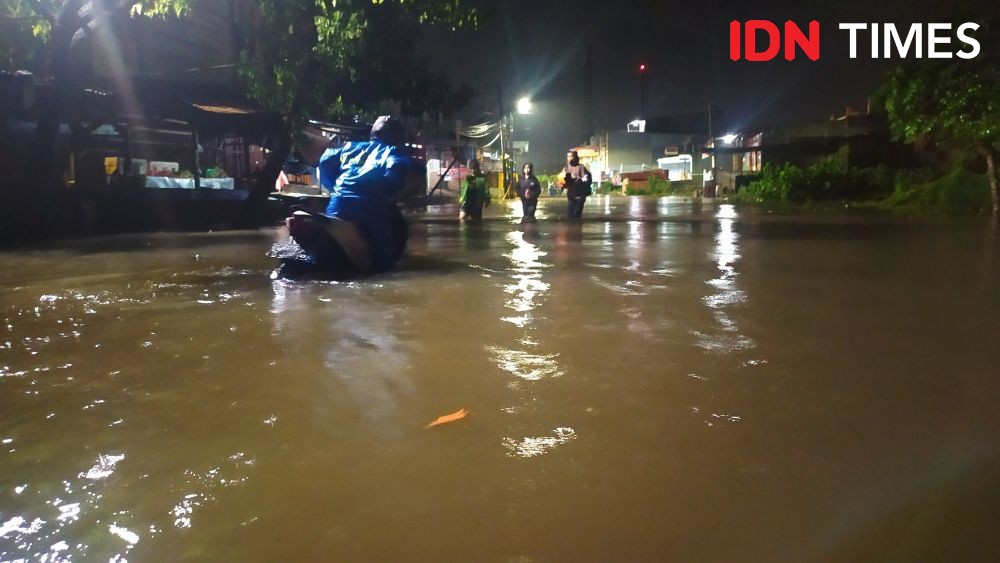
[497,83,509,199]
[585,43,594,139]
[639,63,648,119]
[707,100,714,170]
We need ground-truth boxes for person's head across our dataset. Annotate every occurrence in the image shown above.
[468,158,481,173]
[370,115,405,146]
[566,150,579,166]
[522,162,534,176]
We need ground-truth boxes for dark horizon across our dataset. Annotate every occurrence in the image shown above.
[420,0,994,168]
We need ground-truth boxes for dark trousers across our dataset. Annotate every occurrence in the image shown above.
[567,196,587,219]
[521,196,538,219]
[461,202,483,219]
[461,193,483,219]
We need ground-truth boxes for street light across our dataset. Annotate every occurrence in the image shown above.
[721,133,737,145]
[516,97,532,115]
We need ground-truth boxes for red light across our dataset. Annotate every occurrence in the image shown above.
[639,64,646,72]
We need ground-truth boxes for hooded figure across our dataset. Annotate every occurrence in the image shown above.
[561,150,591,219]
[277,116,410,278]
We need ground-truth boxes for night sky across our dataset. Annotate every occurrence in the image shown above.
[421,0,992,169]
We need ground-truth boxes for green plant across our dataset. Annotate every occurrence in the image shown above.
[738,155,892,204]
[882,61,999,216]
[884,164,991,212]
[646,174,668,194]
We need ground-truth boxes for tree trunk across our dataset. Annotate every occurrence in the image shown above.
[986,152,1000,224]
[984,149,999,221]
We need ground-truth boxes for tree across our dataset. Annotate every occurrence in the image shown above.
[0,0,57,70]
[1,0,476,238]
[883,61,1000,217]
[3,0,476,122]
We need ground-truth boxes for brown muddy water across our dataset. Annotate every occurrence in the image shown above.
[2,197,999,562]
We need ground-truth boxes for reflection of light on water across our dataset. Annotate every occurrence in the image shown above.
[628,221,642,247]
[496,230,569,454]
[502,427,577,458]
[170,454,255,530]
[717,203,737,219]
[0,450,136,557]
[487,346,564,381]
[508,199,524,219]
[629,196,643,216]
[658,197,670,215]
[502,232,550,321]
[270,279,288,319]
[506,231,547,271]
[108,523,140,545]
[57,503,81,522]
[0,515,45,537]
[172,494,201,529]
[82,453,125,480]
[501,315,531,328]
[590,275,647,296]
[697,205,755,351]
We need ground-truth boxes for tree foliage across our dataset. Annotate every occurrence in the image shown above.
[0,0,59,68]
[2,0,477,122]
[237,0,477,125]
[883,60,999,215]
[884,62,999,152]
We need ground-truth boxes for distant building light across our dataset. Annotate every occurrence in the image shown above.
[627,119,646,133]
[721,133,737,145]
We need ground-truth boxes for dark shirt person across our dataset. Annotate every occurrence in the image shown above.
[560,150,592,219]
[516,162,541,220]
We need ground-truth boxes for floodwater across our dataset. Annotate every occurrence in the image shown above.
[2,197,999,562]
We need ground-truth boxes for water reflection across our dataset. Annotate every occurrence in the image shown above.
[2,201,998,559]
[493,229,574,457]
[502,427,577,458]
[694,204,754,352]
[0,452,137,561]
[269,281,415,432]
[490,231,562,383]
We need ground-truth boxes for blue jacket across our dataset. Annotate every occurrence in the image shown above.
[318,140,410,271]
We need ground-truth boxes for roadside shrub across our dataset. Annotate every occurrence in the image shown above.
[738,155,893,204]
[884,165,991,212]
[646,174,668,194]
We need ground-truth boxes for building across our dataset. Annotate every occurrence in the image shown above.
[710,109,913,193]
[587,130,711,187]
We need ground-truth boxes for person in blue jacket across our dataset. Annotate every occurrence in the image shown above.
[283,116,409,277]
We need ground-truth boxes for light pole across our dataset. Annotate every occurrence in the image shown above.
[509,96,532,198]
[639,63,648,119]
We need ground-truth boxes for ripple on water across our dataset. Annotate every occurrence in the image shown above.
[590,275,649,297]
[0,448,255,560]
[487,346,564,381]
[81,453,125,480]
[502,427,577,458]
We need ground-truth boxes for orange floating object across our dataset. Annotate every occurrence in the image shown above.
[424,408,469,429]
